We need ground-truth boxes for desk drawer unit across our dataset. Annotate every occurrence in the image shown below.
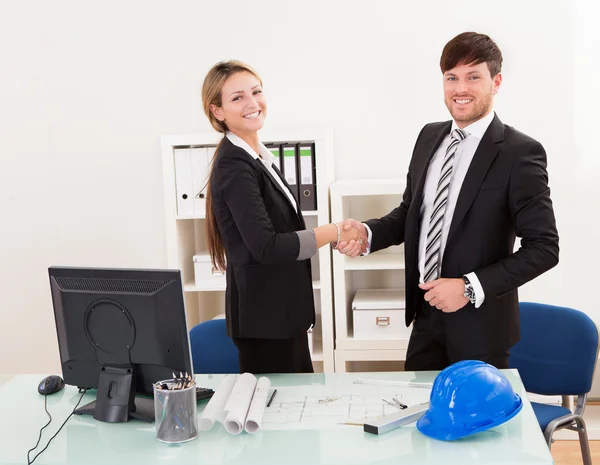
[352,289,411,339]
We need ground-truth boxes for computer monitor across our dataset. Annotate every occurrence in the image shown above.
[48,266,193,424]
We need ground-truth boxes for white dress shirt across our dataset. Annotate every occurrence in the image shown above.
[226,132,298,212]
[364,111,495,308]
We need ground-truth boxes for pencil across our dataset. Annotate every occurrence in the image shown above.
[338,421,364,426]
[266,389,277,407]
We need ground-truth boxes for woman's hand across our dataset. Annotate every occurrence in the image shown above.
[337,220,368,256]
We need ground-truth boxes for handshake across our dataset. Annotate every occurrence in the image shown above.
[333,218,369,258]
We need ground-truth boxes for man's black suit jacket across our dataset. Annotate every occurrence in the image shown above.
[210,137,314,339]
[365,114,559,354]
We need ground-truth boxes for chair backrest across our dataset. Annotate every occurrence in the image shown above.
[189,319,240,374]
[509,302,599,395]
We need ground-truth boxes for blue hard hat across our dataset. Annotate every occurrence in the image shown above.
[417,360,523,441]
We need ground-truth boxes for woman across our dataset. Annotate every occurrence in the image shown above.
[201,60,365,374]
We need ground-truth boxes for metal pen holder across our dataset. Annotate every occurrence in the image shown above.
[154,379,198,444]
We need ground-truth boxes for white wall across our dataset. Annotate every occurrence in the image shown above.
[1,0,598,385]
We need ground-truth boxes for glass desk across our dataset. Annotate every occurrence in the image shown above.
[0,370,553,464]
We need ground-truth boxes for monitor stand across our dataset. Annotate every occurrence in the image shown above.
[74,365,154,423]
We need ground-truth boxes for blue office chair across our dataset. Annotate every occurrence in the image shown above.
[509,302,599,465]
[189,319,240,374]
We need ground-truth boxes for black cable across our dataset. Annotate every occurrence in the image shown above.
[26,396,52,464]
[27,389,88,465]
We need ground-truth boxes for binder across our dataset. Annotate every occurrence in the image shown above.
[191,146,210,217]
[174,147,194,217]
[282,143,299,203]
[207,145,217,171]
[298,143,317,211]
[266,143,283,172]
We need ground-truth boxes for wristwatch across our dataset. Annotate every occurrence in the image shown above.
[462,276,476,305]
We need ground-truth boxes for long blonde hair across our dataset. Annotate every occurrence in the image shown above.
[201,60,263,271]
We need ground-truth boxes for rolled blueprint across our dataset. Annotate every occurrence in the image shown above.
[244,377,271,433]
[223,373,258,435]
[198,374,238,431]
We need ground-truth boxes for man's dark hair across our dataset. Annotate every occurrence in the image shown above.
[440,32,503,77]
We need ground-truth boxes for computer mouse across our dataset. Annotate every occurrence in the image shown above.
[38,375,65,395]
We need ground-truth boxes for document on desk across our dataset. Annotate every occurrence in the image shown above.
[260,384,431,431]
[198,373,272,435]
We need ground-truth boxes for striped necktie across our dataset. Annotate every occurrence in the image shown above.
[423,128,468,282]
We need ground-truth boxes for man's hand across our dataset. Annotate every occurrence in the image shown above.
[419,278,468,313]
[335,219,368,258]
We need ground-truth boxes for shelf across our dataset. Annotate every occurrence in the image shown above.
[331,177,410,372]
[310,334,323,361]
[177,214,205,220]
[184,281,226,292]
[311,348,324,362]
[344,253,405,270]
[336,337,410,351]
[334,349,408,370]
[185,279,321,292]
[177,210,318,220]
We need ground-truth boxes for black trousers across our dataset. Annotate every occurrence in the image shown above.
[404,296,509,372]
[232,332,314,374]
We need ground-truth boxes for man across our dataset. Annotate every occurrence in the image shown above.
[337,32,559,370]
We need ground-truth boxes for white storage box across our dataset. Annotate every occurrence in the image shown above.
[352,289,411,339]
[193,254,226,287]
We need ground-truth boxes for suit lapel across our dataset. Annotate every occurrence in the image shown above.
[408,122,452,225]
[256,159,305,228]
[446,115,504,244]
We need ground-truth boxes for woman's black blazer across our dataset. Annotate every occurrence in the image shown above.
[210,137,315,339]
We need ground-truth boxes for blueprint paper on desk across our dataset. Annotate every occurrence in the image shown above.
[260,384,431,430]
[243,377,271,433]
[198,374,238,432]
[198,373,271,435]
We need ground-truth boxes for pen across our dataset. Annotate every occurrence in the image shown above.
[392,397,408,409]
[267,389,277,407]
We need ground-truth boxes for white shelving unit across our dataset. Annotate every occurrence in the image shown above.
[161,127,335,373]
[330,178,408,372]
